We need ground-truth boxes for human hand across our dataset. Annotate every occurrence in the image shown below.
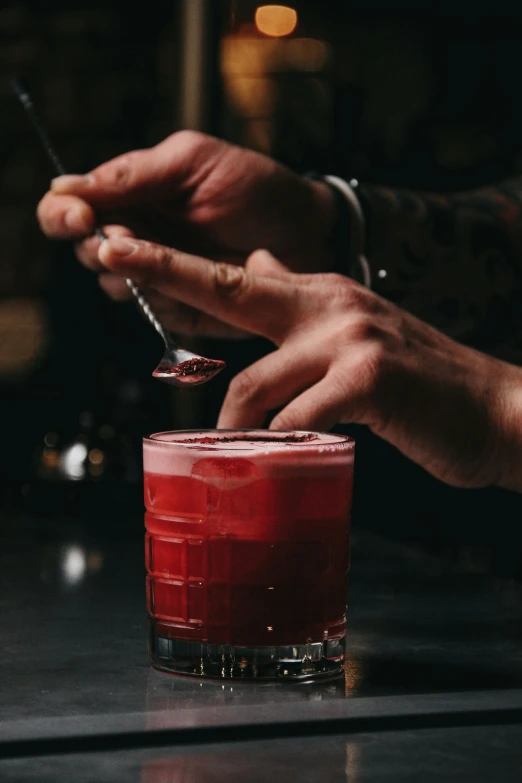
[36,131,334,337]
[96,235,522,492]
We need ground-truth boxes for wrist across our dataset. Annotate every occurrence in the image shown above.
[306,178,337,272]
[305,174,371,287]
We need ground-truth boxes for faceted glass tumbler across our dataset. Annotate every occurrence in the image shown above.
[143,429,354,681]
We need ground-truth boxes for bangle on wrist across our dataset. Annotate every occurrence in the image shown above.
[307,172,371,289]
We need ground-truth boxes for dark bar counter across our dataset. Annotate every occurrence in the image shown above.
[1,514,522,781]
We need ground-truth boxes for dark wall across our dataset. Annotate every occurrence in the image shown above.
[0,1,178,511]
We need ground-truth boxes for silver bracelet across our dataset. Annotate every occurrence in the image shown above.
[323,175,371,289]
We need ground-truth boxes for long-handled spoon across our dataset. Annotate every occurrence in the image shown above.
[12,79,225,387]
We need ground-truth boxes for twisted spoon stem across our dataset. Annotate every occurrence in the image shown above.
[124,278,168,343]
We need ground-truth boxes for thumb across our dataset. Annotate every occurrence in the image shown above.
[50,146,177,209]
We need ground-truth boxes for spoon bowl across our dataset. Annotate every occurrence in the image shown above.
[124,280,226,387]
[152,343,226,387]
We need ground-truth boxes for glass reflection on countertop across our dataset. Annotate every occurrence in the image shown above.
[144,665,348,720]
[138,736,352,783]
[143,657,369,717]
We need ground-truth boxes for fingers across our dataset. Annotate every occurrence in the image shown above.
[217,343,326,429]
[42,131,222,236]
[49,150,157,209]
[98,239,299,343]
[37,192,95,239]
[269,374,350,433]
[48,132,203,208]
[270,362,376,432]
[218,352,374,433]
[98,274,133,301]
[76,224,136,271]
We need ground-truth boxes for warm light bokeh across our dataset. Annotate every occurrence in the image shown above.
[0,298,47,376]
[255,5,297,38]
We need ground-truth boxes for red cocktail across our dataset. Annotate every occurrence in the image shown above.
[143,430,354,680]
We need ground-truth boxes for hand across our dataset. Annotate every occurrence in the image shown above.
[95,235,522,492]
[36,131,335,337]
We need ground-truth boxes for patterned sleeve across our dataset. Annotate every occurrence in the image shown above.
[358,181,522,363]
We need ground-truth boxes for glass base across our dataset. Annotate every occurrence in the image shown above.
[149,622,345,681]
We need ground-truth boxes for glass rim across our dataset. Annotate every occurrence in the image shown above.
[144,429,355,451]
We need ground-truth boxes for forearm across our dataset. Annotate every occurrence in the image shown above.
[496,364,522,493]
[357,180,522,357]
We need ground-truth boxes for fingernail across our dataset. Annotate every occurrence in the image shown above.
[105,237,139,257]
[64,205,87,232]
[51,174,93,192]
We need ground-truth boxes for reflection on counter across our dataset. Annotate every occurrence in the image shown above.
[39,541,105,590]
[139,735,351,783]
[144,666,347,724]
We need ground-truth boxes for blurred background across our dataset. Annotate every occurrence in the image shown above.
[1,0,522,575]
